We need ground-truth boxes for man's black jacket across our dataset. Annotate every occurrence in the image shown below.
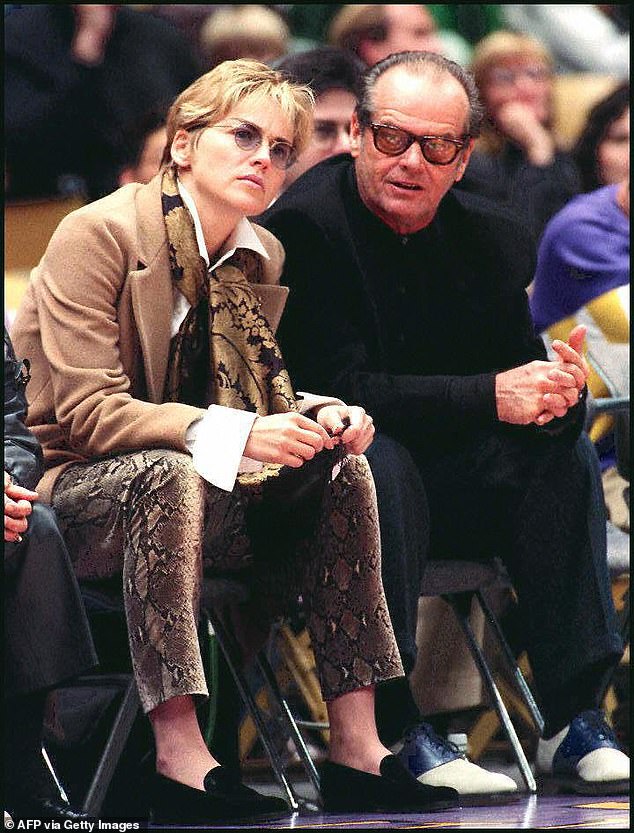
[4,328,42,491]
[259,154,584,456]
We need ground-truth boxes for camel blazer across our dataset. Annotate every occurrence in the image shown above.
[11,175,294,501]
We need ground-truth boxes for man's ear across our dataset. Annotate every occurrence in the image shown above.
[170,129,192,169]
[454,138,475,183]
[349,112,362,158]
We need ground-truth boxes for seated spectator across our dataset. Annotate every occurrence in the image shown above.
[274,46,365,191]
[11,59,459,822]
[199,5,289,69]
[5,4,200,201]
[328,4,472,68]
[530,178,630,531]
[534,84,630,527]
[572,82,630,192]
[501,4,629,80]
[4,328,98,822]
[260,50,629,798]
[118,109,168,186]
[462,30,581,243]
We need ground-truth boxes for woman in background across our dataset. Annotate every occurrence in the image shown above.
[462,30,581,243]
[572,81,630,192]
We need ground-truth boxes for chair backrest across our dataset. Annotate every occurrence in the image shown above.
[552,73,620,150]
[584,341,630,481]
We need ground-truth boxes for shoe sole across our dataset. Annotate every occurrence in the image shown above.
[454,791,522,807]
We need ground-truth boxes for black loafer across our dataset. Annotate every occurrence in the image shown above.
[150,767,291,824]
[320,754,460,812]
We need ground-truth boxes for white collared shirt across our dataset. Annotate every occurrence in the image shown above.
[176,181,343,491]
[178,180,268,491]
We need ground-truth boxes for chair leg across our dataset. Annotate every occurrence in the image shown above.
[445,592,537,793]
[476,589,545,735]
[276,624,330,747]
[598,584,630,704]
[255,649,322,798]
[41,746,70,806]
[202,607,301,811]
[82,677,141,817]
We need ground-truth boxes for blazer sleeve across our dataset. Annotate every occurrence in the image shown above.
[27,207,205,459]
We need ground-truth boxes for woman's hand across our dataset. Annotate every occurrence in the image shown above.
[4,471,38,543]
[243,412,335,467]
[316,404,375,456]
[495,101,555,166]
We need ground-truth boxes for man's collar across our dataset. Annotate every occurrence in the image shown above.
[177,178,269,271]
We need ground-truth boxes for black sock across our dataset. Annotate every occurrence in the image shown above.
[375,677,422,747]
[541,660,616,739]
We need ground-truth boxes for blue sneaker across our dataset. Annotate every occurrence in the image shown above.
[396,723,517,798]
[539,710,629,795]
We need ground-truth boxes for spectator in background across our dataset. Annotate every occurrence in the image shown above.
[572,82,630,192]
[462,31,581,243]
[275,46,365,191]
[199,5,289,70]
[4,328,98,822]
[328,4,472,68]
[118,109,168,187]
[530,177,630,532]
[501,4,629,79]
[5,4,200,201]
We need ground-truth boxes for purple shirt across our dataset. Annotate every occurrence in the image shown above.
[530,184,629,333]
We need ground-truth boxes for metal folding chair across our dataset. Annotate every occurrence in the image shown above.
[201,577,322,811]
[420,558,545,793]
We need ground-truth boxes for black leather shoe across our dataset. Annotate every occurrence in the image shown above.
[150,767,291,824]
[321,754,460,812]
[8,797,91,821]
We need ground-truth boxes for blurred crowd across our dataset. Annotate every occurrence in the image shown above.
[4,4,629,208]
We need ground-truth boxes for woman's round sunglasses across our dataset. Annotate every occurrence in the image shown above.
[209,121,297,170]
[364,120,468,165]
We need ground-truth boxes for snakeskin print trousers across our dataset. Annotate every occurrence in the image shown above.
[51,450,403,713]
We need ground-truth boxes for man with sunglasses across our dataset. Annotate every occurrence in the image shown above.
[260,50,628,800]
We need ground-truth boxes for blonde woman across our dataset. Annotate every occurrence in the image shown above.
[12,60,457,823]
[464,31,581,241]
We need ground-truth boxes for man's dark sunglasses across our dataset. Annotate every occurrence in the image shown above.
[364,121,469,165]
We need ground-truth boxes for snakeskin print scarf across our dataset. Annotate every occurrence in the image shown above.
[161,164,298,417]
[160,165,346,560]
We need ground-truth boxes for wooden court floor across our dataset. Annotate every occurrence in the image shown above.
[148,795,629,829]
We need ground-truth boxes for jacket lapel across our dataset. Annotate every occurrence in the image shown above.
[129,176,173,404]
[126,177,289,402]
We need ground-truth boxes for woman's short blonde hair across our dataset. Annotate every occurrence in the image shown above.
[162,59,315,166]
[470,31,553,91]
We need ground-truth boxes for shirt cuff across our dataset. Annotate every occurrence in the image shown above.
[186,405,258,491]
[296,390,345,415]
